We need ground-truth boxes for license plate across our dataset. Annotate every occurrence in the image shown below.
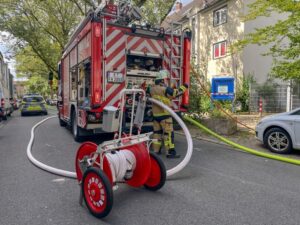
[107,71,124,83]
[28,106,41,111]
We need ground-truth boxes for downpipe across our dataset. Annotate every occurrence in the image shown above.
[185,116,300,166]
[27,101,194,178]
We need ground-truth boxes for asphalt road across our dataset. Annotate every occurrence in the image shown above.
[1,111,300,225]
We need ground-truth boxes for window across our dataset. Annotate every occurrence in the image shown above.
[23,96,44,103]
[213,41,227,59]
[291,110,300,115]
[213,6,227,26]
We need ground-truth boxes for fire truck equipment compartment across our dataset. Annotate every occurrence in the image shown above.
[103,106,120,132]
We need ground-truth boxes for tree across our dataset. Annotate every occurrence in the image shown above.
[15,46,49,79]
[26,75,51,97]
[0,0,84,75]
[136,0,176,25]
[236,0,300,80]
[0,0,176,77]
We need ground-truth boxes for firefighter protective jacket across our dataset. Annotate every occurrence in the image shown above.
[149,84,187,117]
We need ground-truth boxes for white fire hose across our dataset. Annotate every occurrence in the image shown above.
[148,98,193,177]
[27,99,193,178]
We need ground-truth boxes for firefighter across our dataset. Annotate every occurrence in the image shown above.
[148,70,188,158]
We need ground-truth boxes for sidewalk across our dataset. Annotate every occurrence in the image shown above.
[177,115,300,161]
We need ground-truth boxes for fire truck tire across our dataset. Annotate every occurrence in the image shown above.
[71,110,82,142]
[82,167,113,218]
[144,152,166,191]
[58,113,67,127]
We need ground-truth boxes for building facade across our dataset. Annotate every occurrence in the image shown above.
[163,0,282,86]
[0,52,13,99]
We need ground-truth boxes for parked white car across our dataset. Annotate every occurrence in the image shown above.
[256,108,300,154]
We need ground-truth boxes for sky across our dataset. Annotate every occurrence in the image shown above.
[181,0,193,4]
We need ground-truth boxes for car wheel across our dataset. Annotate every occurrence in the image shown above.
[3,113,7,120]
[264,128,292,154]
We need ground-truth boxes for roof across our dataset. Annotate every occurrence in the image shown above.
[161,0,204,28]
[200,0,227,12]
[161,0,224,28]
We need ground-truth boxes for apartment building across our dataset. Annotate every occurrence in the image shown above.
[163,0,282,85]
[0,52,14,98]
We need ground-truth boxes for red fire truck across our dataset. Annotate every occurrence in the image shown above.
[58,2,191,141]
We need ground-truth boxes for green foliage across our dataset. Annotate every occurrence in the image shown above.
[0,0,175,99]
[235,0,300,80]
[0,0,175,79]
[15,46,49,78]
[255,79,279,112]
[256,79,278,97]
[236,75,254,112]
[200,94,211,113]
[0,0,83,75]
[137,0,176,25]
[188,75,201,112]
[188,71,212,113]
[26,76,51,97]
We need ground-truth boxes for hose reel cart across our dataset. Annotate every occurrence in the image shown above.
[75,89,166,218]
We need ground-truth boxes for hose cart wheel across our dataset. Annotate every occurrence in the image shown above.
[82,167,113,218]
[144,152,166,191]
[75,142,98,183]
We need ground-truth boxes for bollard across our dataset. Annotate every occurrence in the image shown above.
[259,97,263,117]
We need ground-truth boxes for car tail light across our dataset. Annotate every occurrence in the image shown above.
[1,98,4,108]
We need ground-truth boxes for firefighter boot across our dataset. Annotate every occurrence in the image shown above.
[166,149,181,158]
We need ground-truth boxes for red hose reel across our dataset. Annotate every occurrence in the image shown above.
[75,135,166,218]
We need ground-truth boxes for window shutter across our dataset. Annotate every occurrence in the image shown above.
[213,12,218,26]
[221,42,226,56]
[221,8,227,23]
[214,44,219,58]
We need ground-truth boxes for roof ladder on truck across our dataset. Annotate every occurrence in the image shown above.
[102,17,107,101]
[169,22,183,110]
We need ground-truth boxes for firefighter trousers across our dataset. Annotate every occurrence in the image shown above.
[152,116,175,154]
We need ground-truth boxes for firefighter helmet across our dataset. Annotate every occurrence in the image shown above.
[155,70,169,80]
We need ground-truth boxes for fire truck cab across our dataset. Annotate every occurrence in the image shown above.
[58,2,191,141]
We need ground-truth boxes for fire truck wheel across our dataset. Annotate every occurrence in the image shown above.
[82,167,113,218]
[144,152,166,191]
[71,110,82,142]
[58,113,67,127]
